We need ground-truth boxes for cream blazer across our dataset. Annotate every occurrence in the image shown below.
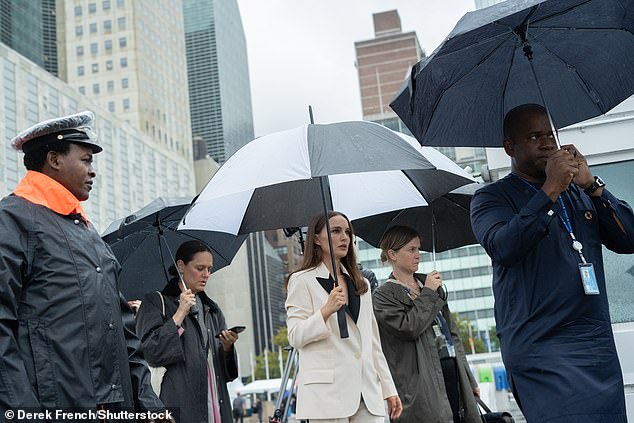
[285,262,398,420]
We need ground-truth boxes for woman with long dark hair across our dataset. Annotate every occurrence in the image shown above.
[285,211,402,422]
[373,225,480,423]
[136,240,239,423]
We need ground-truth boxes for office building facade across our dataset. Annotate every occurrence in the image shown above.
[0,0,58,76]
[246,232,287,356]
[59,0,193,162]
[0,44,195,232]
[183,0,254,163]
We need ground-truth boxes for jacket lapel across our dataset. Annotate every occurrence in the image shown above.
[314,263,360,324]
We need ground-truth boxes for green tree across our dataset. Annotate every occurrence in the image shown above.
[252,326,291,381]
[452,313,491,354]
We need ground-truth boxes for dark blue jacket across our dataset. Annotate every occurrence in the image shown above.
[471,175,634,422]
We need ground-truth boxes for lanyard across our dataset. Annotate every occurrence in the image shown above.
[514,175,587,264]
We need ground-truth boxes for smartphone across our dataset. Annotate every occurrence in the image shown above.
[215,325,246,338]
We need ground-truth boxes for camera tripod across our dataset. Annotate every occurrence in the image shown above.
[268,346,299,423]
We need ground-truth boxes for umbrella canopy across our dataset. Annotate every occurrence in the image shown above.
[391,0,634,147]
[178,121,476,235]
[102,197,247,300]
[352,183,481,253]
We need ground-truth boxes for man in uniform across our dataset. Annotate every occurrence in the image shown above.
[0,111,171,422]
[470,103,634,422]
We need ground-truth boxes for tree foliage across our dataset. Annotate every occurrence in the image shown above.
[252,326,291,381]
[452,313,498,354]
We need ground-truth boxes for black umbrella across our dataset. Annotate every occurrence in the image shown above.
[391,0,634,147]
[352,183,481,256]
[102,197,247,301]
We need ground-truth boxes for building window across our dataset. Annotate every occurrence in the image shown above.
[117,17,126,30]
[74,5,82,16]
[78,86,86,95]
[107,80,114,92]
[105,40,112,51]
[77,66,85,76]
[117,0,124,7]
[92,63,99,73]
[88,3,97,13]
[119,37,127,48]
[75,26,83,36]
[104,20,112,33]
[108,101,115,112]
[89,23,97,33]
[103,0,111,10]
[106,60,113,70]
[123,98,130,110]
[76,46,84,56]
[122,78,129,88]
[90,43,98,54]
[120,57,128,68]
[93,83,100,94]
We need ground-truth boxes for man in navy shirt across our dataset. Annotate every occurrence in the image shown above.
[471,104,634,422]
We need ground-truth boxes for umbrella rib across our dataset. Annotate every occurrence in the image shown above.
[531,26,633,32]
[500,36,519,126]
[434,0,594,60]
[528,36,607,113]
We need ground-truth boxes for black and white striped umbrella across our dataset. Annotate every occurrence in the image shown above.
[179,121,475,235]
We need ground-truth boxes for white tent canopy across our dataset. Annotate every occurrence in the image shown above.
[236,378,292,395]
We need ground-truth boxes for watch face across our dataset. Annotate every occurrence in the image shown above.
[595,176,606,187]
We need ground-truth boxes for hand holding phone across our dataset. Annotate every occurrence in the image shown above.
[215,325,246,338]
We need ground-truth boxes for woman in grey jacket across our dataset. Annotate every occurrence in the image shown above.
[373,226,480,423]
[136,240,240,422]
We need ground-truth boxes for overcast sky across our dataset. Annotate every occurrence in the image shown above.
[236,0,475,137]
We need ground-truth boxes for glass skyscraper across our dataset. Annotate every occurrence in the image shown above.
[0,0,58,76]
[183,0,254,163]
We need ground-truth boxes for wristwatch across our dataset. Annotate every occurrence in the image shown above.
[583,175,605,196]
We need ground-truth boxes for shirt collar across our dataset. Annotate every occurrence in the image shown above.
[14,170,89,224]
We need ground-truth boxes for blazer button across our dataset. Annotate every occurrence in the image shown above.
[354,352,361,359]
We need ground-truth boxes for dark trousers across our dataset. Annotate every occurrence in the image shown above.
[441,357,461,423]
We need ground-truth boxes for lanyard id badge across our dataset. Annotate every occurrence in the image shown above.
[515,176,600,295]
[579,263,600,295]
[555,193,601,295]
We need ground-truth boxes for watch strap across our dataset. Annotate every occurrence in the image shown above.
[583,176,605,196]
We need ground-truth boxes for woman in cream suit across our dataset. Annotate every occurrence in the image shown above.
[285,211,402,422]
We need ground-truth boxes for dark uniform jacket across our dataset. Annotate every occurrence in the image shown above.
[471,175,634,422]
[135,279,239,423]
[0,195,164,420]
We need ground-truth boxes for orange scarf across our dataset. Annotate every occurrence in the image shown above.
[14,170,89,224]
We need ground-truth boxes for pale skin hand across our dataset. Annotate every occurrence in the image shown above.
[473,386,481,397]
[542,148,580,202]
[387,395,403,420]
[172,289,195,327]
[218,329,239,352]
[320,285,346,321]
[424,270,442,292]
